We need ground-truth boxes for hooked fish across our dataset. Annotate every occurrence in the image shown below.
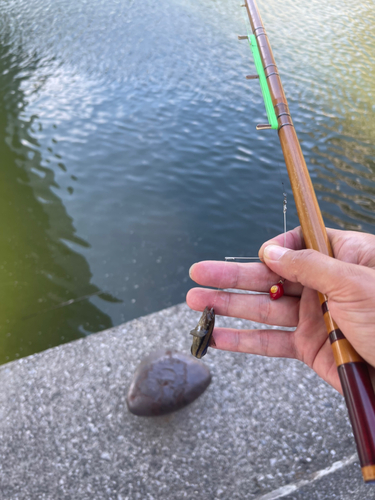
[190,306,215,359]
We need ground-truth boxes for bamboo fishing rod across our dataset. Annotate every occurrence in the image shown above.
[240,0,375,483]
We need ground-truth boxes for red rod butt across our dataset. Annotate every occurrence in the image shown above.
[338,362,375,483]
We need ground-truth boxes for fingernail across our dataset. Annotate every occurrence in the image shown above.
[189,264,195,279]
[264,245,289,261]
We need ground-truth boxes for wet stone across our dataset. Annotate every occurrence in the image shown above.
[126,349,211,416]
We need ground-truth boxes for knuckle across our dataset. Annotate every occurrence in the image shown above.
[230,263,240,289]
[258,294,272,324]
[260,330,270,356]
[223,291,231,316]
[234,330,240,351]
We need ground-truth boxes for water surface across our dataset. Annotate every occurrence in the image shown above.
[0,0,374,363]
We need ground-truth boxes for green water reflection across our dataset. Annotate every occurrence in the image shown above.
[0,39,114,363]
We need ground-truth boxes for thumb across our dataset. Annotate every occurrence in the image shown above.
[263,245,362,298]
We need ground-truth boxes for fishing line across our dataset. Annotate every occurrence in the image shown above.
[228,2,290,261]
[190,181,288,358]
[225,181,288,262]
[21,290,121,320]
[225,172,289,300]
[190,4,291,355]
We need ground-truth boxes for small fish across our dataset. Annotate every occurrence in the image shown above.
[190,307,215,359]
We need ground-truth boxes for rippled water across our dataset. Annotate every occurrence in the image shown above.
[0,0,374,363]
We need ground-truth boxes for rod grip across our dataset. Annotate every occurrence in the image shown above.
[331,332,375,483]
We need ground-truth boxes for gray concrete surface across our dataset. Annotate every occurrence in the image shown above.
[0,303,374,500]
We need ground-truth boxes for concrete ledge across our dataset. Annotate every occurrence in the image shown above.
[0,303,370,499]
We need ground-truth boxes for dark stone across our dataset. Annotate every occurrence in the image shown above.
[126,349,211,416]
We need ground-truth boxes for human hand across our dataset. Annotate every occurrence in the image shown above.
[187,227,375,393]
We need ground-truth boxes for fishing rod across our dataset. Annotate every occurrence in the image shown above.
[240,0,375,483]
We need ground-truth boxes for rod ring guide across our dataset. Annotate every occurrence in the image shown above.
[276,112,291,119]
[278,123,294,130]
[263,63,277,71]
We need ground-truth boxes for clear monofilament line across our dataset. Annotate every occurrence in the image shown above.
[226,189,288,263]
[283,190,287,248]
[225,256,260,261]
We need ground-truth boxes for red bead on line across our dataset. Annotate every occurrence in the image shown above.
[269,282,284,300]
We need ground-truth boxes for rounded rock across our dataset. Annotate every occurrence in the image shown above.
[126,349,211,416]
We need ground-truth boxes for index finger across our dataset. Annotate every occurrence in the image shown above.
[189,260,302,296]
